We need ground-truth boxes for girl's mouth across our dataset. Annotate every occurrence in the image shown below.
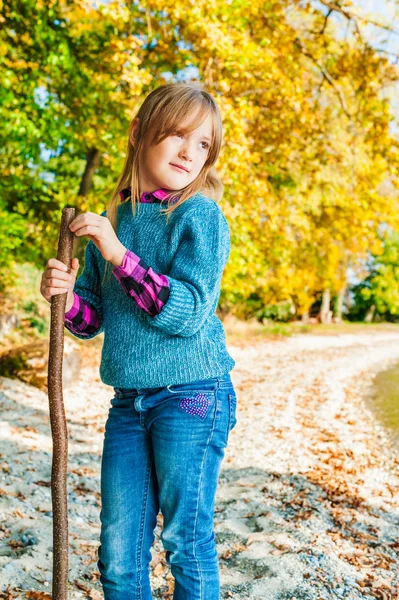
[170,163,189,173]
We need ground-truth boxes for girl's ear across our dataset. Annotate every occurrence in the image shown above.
[129,118,140,146]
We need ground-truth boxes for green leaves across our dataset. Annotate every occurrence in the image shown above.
[1,0,399,320]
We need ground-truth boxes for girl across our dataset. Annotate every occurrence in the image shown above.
[40,82,237,600]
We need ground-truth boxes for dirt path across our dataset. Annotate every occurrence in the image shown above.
[1,332,399,599]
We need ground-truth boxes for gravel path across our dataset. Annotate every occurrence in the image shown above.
[1,332,399,599]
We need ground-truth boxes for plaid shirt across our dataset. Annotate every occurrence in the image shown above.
[64,188,175,337]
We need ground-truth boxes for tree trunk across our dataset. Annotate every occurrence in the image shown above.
[320,289,332,324]
[334,285,346,323]
[302,311,309,323]
[365,304,375,323]
[78,148,101,197]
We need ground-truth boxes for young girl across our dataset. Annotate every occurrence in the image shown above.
[40,82,237,600]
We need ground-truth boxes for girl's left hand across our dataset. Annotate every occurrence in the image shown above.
[69,212,126,265]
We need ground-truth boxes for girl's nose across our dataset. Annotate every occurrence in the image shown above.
[179,144,194,161]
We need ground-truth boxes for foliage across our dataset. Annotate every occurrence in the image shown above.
[348,232,399,321]
[1,0,399,321]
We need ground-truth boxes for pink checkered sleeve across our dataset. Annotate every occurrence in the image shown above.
[64,292,101,336]
[112,250,170,316]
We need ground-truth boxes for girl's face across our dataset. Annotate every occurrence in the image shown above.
[132,111,214,193]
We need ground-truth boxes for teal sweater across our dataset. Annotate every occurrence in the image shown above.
[68,192,236,388]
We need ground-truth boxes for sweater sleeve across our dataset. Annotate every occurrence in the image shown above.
[64,240,104,340]
[146,204,230,337]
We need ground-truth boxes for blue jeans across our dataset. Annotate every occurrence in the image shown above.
[97,372,237,600]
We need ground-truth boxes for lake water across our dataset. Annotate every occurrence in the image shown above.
[368,361,399,444]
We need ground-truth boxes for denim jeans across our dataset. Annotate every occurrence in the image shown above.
[97,372,237,600]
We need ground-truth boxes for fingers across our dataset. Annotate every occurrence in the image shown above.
[47,258,69,272]
[40,278,69,303]
[70,257,80,273]
[46,287,69,297]
[42,273,74,298]
[44,270,74,285]
[41,258,79,302]
[69,212,103,233]
[46,257,79,274]
[71,225,101,237]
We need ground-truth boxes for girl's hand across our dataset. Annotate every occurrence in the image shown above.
[40,257,80,313]
[69,212,126,265]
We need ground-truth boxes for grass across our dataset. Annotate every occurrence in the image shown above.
[298,321,399,336]
[223,318,399,345]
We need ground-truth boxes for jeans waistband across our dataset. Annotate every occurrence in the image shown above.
[114,372,233,398]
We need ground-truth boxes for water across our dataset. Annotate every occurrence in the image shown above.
[368,361,399,443]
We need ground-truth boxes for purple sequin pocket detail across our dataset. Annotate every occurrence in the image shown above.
[179,393,210,420]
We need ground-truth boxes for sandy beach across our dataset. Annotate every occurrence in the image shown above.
[1,331,399,599]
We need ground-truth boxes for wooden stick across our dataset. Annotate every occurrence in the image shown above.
[48,207,76,599]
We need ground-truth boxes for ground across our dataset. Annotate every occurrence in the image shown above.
[1,330,399,599]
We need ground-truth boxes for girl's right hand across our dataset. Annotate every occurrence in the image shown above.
[40,257,80,313]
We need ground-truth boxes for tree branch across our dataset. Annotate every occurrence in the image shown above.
[294,39,351,118]
[316,0,399,39]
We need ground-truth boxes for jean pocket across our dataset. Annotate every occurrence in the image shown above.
[210,389,236,449]
[176,390,215,421]
[228,394,237,432]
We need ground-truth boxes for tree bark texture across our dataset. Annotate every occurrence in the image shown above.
[47,207,76,599]
[320,288,332,324]
[335,285,347,323]
[365,304,376,323]
[78,148,101,197]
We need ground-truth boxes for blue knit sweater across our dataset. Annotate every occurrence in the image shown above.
[68,192,236,388]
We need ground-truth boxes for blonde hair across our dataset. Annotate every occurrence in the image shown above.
[101,81,224,285]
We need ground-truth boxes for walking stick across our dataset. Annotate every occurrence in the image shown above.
[47,207,76,600]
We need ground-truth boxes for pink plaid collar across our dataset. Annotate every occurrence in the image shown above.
[141,188,170,203]
[119,187,175,204]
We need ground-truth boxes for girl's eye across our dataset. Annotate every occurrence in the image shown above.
[172,133,209,149]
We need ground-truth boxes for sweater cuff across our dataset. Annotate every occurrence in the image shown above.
[148,277,195,335]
